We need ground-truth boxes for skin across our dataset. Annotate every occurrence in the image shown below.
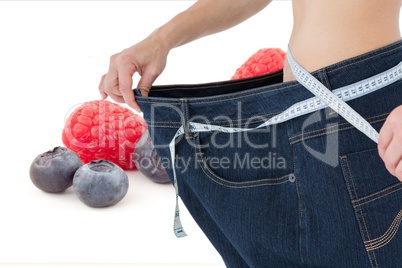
[99,0,402,182]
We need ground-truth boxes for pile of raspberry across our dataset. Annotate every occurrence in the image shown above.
[62,100,147,170]
[231,48,286,80]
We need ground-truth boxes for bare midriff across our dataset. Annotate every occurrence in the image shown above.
[284,0,402,82]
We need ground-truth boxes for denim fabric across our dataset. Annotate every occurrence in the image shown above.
[135,40,402,267]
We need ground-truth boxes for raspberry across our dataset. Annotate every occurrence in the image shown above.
[231,48,286,80]
[62,100,147,170]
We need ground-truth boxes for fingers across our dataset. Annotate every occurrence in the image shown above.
[99,41,168,113]
[117,65,142,112]
[98,53,142,112]
[381,134,402,177]
[137,69,159,97]
[378,107,402,182]
[99,58,122,100]
[378,122,393,158]
[98,74,108,99]
[99,73,125,102]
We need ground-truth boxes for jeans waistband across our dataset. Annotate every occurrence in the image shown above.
[135,39,402,139]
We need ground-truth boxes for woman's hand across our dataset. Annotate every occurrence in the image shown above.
[378,104,402,182]
[99,34,169,112]
[98,0,271,112]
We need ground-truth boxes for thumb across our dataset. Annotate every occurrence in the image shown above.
[137,70,159,97]
[118,67,139,110]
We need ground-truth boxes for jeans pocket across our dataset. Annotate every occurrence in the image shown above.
[193,125,294,188]
[340,148,402,266]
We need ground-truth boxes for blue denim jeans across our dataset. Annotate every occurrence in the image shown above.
[135,40,402,267]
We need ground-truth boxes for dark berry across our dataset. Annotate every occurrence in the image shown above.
[29,147,82,193]
[73,160,129,208]
[133,130,171,184]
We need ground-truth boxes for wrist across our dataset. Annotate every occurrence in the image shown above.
[151,25,177,52]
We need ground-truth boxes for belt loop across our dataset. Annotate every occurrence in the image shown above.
[180,98,193,139]
[318,68,336,117]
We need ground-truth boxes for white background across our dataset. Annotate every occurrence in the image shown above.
[0,0,376,267]
[0,1,293,267]
[1,1,401,268]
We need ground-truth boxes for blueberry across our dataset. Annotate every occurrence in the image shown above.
[29,147,82,193]
[73,160,129,208]
[133,130,171,184]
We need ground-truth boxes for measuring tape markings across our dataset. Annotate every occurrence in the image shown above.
[169,51,402,238]
[288,49,381,143]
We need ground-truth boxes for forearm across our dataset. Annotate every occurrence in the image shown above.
[152,0,272,50]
